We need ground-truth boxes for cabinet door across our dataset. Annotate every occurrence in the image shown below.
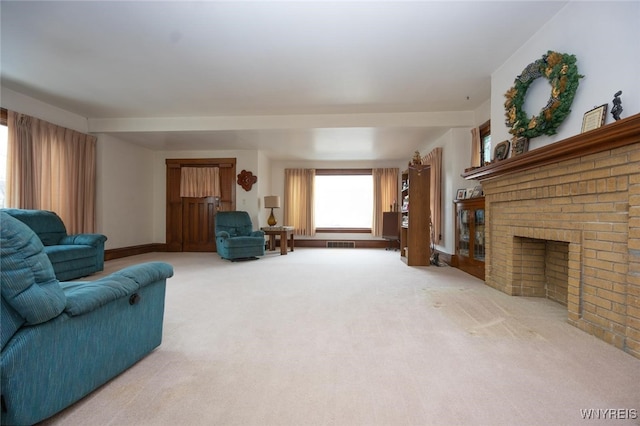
[474,208,485,261]
[458,208,471,257]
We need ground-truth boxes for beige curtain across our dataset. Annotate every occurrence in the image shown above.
[284,168,315,236]
[372,168,399,237]
[422,148,442,244]
[470,127,481,168]
[6,111,97,234]
[180,167,220,197]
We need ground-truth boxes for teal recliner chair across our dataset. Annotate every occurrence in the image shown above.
[215,211,265,260]
[1,208,107,281]
[0,212,174,425]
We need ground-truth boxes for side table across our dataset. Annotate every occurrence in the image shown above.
[261,226,295,255]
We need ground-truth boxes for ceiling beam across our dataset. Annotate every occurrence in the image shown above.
[88,111,476,133]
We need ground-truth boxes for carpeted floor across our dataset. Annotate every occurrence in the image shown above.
[40,249,640,425]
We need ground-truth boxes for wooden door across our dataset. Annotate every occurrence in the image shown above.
[165,158,236,252]
[182,197,218,252]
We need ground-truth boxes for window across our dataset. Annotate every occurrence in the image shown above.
[314,170,373,231]
[480,120,491,166]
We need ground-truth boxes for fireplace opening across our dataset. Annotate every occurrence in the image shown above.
[512,237,569,306]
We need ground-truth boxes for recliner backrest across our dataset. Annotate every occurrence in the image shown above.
[0,212,66,350]
[1,208,68,245]
[215,211,254,237]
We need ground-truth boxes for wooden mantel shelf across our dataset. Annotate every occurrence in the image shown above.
[463,113,640,182]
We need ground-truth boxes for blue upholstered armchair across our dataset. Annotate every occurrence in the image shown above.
[1,208,107,281]
[0,211,174,425]
[215,211,265,260]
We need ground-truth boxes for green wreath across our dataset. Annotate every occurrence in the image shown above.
[504,51,583,139]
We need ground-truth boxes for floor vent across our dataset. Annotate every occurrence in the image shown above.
[326,241,356,248]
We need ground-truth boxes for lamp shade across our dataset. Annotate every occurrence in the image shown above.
[264,196,281,209]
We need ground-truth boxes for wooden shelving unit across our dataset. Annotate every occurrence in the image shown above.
[400,165,431,266]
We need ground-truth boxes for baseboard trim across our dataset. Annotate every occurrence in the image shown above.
[105,240,409,259]
[104,243,166,261]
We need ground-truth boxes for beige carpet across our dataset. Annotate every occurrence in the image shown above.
[40,249,639,426]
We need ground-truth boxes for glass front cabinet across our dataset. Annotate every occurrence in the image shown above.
[453,197,485,280]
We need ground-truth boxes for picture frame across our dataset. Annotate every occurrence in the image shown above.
[470,186,483,198]
[494,140,510,161]
[581,104,608,133]
[512,137,529,156]
[456,188,466,200]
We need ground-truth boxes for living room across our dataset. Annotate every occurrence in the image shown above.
[1,2,637,258]
[1,1,639,425]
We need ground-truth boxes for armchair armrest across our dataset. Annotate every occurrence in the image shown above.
[216,231,230,239]
[112,261,174,286]
[250,230,265,238]
[61,262,173,316]
[59,233,107,247]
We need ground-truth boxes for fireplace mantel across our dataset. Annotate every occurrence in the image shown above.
[463,113,640,182]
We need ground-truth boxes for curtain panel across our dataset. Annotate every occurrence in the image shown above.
[422,148,442,244]
[372,168,399,237]
[284,168,315,236]
[6,111,97,234]
[470,127,481,168]
[180,167,221,198]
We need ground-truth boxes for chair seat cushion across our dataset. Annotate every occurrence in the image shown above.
[224,236,265,248]
[45,245,97,264]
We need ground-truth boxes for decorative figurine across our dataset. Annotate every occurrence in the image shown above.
[611,90,623,121]
[411,151,422,166]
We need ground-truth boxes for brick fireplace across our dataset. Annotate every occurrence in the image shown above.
[464,114,640,359]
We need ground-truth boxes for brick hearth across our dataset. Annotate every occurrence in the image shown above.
[463,114,640,359]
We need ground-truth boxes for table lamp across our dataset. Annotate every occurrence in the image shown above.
[264,195,281,226]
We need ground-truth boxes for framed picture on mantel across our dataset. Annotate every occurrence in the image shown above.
[582,104,607,133]
[512,137,529,156]
[494,140,510,161]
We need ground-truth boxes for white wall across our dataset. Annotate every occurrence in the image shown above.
[474,99,491,128]
[0,88,160,249]
[0,85,274,247]
[410,98,490,256]
[96,134,156,249]
[491,1,640,151]
[415,127,473,255]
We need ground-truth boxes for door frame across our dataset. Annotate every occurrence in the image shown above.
[165,158,236,251]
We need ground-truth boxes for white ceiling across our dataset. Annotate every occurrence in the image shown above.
[1,1,568,161]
